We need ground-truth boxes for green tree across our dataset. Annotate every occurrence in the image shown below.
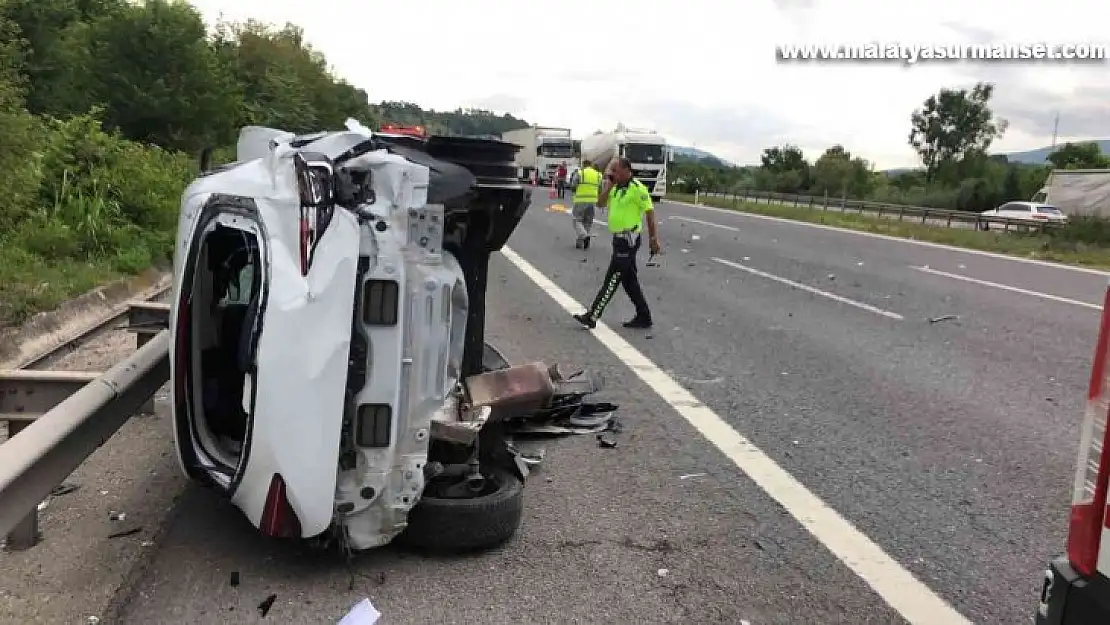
[1046,142,1110,170]
[86,0,243,151]
[810,145,873,198]
[758,144,810,192]
[908,82,1008,184]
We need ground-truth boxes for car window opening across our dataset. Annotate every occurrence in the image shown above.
[191,223,262,470]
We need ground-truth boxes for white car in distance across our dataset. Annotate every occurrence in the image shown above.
[979,201,1068,230]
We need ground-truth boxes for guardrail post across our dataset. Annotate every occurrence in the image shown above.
[3,421,38,551]
[136,331,155,414]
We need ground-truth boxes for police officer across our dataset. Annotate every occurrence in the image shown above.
[569,159,602,249]
[573,157,660,329]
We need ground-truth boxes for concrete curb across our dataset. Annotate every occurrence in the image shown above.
[0,268,173,370]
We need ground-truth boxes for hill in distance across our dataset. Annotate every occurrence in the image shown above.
[999,139,1110,165]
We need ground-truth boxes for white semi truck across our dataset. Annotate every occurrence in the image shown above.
[1031,169,1110,218]
[501,126,579,185]
[581,125,668,202]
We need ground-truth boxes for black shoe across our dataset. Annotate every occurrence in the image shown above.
[582,237,590,249]
[573,313,597,329]
[622,316,652,329]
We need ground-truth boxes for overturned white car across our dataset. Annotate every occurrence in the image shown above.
[168,120,610,552]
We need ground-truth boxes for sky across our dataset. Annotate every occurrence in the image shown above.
[188,0,1110,169]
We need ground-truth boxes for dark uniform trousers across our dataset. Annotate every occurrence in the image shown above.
[585,230,652,322]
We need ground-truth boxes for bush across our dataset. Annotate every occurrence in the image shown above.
[0,111,194,326]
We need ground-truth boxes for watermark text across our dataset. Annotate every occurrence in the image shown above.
[777,42,1107,64]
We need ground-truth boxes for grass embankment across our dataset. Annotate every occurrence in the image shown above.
[666,193,1110,270]
[0,111,194,327]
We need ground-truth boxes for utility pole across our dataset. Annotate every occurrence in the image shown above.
[1051,112,1060,148]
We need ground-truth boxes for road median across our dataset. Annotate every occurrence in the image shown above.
[666,192,1110,270]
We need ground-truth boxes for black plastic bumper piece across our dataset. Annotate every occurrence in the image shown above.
[1036,556,1110,624]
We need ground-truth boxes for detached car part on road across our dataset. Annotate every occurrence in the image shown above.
[1035,284,1110,623]
[170,120,610,552]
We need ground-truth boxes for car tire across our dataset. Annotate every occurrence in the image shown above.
[395,467,524,553]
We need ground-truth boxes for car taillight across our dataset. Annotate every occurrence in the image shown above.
[260,473,302,539]
[1067,282,1110,577]
[1033,213,1048,219]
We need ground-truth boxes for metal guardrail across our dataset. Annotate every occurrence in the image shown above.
[677,189,1065,234]
[0,302,171,551]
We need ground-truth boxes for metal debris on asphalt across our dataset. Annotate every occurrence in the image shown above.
[109,511,126,522]
[679,473,707,480]
[339,598,382,625]
[657,568,669,577]
[257,594,277,618]
[929,314,959,323]
[597,433,618,448]
[50,482,80,497]
[490,365,621,438]
[107,526,142,539]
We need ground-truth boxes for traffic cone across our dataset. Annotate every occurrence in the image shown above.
[548,178,557,199]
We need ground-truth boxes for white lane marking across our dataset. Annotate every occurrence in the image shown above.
[912,266,1102,311]
[498,245,971,625]
[666,200,1110,277]
[713,257,904,320]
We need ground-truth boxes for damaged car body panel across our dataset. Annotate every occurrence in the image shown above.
[171,118,618,552]
[171,148,361,538]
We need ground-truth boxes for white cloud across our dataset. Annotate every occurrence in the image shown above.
[188,0,1110,169]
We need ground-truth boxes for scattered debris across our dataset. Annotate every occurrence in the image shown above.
[597,433,618,448]
[485,365,621,438]
[99,490,109,496]
[690,234,701,241]
[679,473,707,480]
[109,511,127,522]
[87,617,100,624]
[680,248,690,253]
[257,594,278,618]
[857,261,864,266]
[50,482,80,497]
[958,264,966,269]
[929,314,959,323]
[140,540,154,548]
[107,526,142,539]
[827,273,836,280]
[657,568,669,577]
[230,571,240,587]
[742,256,750,261]
[339,598,382,625]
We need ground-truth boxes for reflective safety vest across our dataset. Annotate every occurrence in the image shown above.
[573,166,601,204]
[607,179,653,233]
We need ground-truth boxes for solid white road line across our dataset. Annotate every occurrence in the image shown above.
[913,266,1102,311]
[666,199,1110,277]
[498,245,970,625]
[713,257,905,320]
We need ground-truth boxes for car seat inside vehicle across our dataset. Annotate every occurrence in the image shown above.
[190,224,261,469]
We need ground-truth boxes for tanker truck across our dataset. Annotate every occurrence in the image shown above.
[581,125,668,202]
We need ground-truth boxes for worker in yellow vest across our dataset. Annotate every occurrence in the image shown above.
[569,160,602,249]
[573,157,661,329]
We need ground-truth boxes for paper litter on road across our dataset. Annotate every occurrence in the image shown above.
[338,598,382,625]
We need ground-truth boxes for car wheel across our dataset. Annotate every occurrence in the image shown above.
[395,467,524,553]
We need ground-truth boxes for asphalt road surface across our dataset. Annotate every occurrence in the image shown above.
[105,191,1106,624]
